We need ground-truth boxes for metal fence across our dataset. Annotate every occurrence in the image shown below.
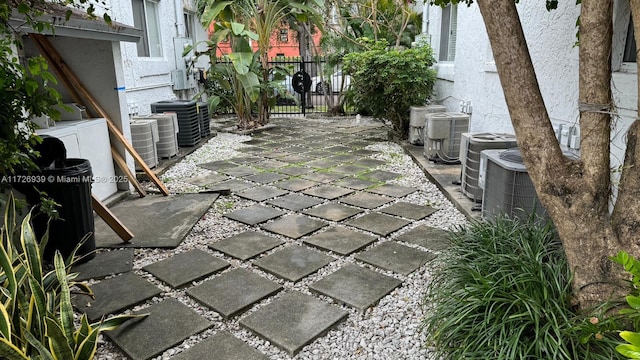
[211,56,346,116]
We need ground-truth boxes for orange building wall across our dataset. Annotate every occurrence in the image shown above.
[212,27,322,59]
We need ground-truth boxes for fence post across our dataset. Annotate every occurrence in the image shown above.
[301,58,306,116]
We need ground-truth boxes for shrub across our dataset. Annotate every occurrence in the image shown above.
[423,215,622,359]
[611,251,640,359]
[343,39,436,138]
[0,195,141,359]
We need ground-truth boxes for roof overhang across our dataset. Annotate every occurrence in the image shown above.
[10,6,142,43]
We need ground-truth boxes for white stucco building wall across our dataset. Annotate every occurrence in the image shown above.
[421,0,637,172]
[100,0,210,116]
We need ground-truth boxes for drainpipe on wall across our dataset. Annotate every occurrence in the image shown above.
[175,0,185,38]
[422,1,429,34]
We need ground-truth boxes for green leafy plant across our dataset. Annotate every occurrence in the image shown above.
[611,251,640,359]
[195,0,323,128]
[423,215,622,359]
[343,39,437,138]
[0,195,141,359]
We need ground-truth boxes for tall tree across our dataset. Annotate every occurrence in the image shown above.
[432,0,640,309]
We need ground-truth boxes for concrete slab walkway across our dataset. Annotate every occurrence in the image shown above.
[79,117,464,359]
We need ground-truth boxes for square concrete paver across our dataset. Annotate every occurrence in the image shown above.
[253,246,333,282]
[73,272,161,322]
[302,203,363,222]
[276,166,315,176]
[345,213,410,236]
[172,331,268,360]
[204,179,254,192]
[309,264,402,312]
[229,156,264,164]
[240,291,348,356]
[198,160,236,171]
[237,146,265,154]
[355,241,436,275]
[303,226,377,255]
[304,150,332,157]
[95,194,218,248]
[303,172,346,184]
[253,159,289,170]
[185,173,229,187]
[362,170,402,182]
[224,204,285,225]
[143,249,229,288]
[278,154,312,163]
[306,159,340,169]
[302,185,354,200]
[325,145,353,153]
[334,177,380,190]
[275,178,318,191]
[368,184,418,198]
[261,214,327,239]
[394,224,451,251]
[351,149,377,156]
[237,187,289,202]
[266,193,323,211]
[72,248,134,281]
[187,269,282,319]
[243,172,289,184]
[107,298,213,360]
[209,231,284,260]
[352,158,385,168]
[380,202,438,220]
[339,192,394,209]
[220,165,260,177]
[330,164,368,176]
[326,154,359,163]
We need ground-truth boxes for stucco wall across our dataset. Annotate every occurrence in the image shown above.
[427,1,581,134]
[423,0,640,204]
[105,0,208,116]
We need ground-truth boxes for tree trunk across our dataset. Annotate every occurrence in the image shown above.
[299,22,314,108]
[476,0,627,309]
[614,1,640,247]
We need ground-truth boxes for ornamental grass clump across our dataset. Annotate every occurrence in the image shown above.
[0,195,142,359]
[423,215,622,359]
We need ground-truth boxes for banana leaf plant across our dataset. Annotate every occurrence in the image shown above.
[195,0,323,128]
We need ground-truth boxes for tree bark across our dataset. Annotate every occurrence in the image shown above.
[476,0,625,309]
[613,0,640,256]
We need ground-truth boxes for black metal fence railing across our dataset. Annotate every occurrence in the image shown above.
[212,56,345,116]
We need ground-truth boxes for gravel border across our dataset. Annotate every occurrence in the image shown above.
[94,116,468,360]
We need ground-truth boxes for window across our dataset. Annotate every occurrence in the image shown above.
[131,0,162,57]
[624,17,636,62]
[184,12,195,40]
[278,28,288,43]
[439,4,458,62]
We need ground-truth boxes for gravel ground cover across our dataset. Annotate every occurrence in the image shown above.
[94,116,468,360]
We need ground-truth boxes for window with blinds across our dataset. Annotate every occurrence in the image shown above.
[439,4,458,62]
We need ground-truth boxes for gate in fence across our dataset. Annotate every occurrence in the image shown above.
[268,56,344,116]
[211,56,346,116]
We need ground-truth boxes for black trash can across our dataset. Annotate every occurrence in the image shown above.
[20,158,96,263]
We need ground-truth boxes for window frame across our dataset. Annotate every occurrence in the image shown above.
[439,4,458,62]
[131,0,163,58]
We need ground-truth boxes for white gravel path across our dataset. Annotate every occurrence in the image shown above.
[94,117,468,360]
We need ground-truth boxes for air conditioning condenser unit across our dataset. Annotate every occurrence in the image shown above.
[130,119,159,170]
[423,112,469,163]
[480,148,546,221]
[408,104,446,145]
[460,133,517,202]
